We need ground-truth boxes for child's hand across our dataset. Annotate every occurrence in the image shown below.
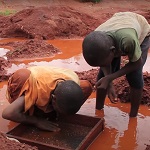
[35,118,60,132]
[95,76,110,90]
[107,84,118,103]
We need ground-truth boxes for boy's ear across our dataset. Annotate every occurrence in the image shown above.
[110,46,116,53]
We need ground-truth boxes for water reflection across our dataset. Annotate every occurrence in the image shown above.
[0,47,9,60]
[28,54,93,72]
[78,97,150,150]
[6,54,93,74]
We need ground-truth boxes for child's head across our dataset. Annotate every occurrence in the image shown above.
[82,31,115,67]
[52,80,84,115]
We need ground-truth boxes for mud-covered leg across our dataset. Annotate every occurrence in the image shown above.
[96,88,107,110]
[128,36,149,117]
[96,57,121,109]
[129,87,142,117]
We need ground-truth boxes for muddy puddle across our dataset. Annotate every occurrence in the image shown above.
[0,39,150,150]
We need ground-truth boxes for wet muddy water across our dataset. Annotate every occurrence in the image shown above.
[0,39,150,150]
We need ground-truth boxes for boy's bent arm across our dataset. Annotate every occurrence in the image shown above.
[96,57,142,89]
[2,96,29,122]
[96,58,142,104]
[2,96,60,132]
[96,65,111,109]
[109,57,142,81]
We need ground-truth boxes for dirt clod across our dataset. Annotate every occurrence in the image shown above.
[0,132,38,150]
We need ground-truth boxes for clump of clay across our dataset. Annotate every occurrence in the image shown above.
[146,145,150,150]
[0,6,98,39]
[0,132,38,150]
[0,57,11,81]
[113,72,150,106]
[76,68,99,88]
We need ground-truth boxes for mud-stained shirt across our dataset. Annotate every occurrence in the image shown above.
[6,66,80,114]
[106,28,142,62]
[95,12,150,44]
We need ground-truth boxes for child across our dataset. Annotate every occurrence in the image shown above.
[2,66,92,131]
[82,12,150,117]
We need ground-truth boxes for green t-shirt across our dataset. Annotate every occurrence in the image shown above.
[106,28,141,62]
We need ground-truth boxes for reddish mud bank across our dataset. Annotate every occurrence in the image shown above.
[113,72,150,106]
[0,39,61,60]
[0,5,149,40]
[146,145,150,150]
[0,6,99,40]
[0,132,38,150]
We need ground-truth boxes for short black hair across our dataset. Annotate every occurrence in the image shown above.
[55,80,84,115]
[82,31,111,66]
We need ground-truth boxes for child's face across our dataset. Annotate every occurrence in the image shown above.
[51,94,61,113]
[51,94,67,114]
[99,50,114,67]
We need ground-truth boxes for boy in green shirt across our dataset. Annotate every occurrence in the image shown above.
[82,12,150,117]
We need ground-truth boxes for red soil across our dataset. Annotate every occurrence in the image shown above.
[0,39,61,60]
[0,6,99,39]
[0,132,38,150]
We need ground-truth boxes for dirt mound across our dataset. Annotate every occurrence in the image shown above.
[0,132,38,150]
[0,6,99,39]
[113,72,150,106]
[146,145,150,150]
[0,57,11,81]
[76,69,150,106]
[76,69,99,88]
[0,39,61,60]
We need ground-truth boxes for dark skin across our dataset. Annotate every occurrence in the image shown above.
[2,82,67,132]
[2,80,91,131]
[95,39,143,117]
[2,96,61,132]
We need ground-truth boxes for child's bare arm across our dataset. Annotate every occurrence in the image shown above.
[109,57,142,81]
[96,57,142,103]
[2,96,60,132]
[96,57,142,89]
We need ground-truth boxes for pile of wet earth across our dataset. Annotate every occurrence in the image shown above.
[0,39,61,60]
[0,6,100,39]
[0,132,38,150]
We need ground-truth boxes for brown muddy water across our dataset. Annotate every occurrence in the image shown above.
[0,39,150,150]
